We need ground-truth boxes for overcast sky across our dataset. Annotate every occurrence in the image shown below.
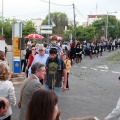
[0,0,120,25]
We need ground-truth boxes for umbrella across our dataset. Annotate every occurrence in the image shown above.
[25,34,44,39]
[50,35,63,40]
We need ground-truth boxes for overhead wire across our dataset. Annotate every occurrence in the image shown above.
[75,6,86,19]
[39,0,72,6]
[5,6,73,19]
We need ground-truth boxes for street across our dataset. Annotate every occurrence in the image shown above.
[7,50,120,120]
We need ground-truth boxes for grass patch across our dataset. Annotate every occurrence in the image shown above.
[106,51,120,63]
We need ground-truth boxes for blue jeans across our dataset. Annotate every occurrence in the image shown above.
[44,84,61,98]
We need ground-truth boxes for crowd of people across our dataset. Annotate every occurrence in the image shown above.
[0,35,120,120]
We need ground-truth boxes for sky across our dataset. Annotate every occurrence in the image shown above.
[0,0,120,25]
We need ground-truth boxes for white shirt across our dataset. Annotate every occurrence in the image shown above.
[28,54,49,74]
[0,80,16,119]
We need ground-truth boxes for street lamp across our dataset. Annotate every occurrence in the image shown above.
[2,0,3,36]
[106,11,117,40]
[48,0,50,44]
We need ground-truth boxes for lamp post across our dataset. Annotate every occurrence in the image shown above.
[106,11,117,40]
[48,0,50,44]
[2,0,3,36]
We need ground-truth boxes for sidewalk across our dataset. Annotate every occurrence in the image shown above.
[10,72,26,85]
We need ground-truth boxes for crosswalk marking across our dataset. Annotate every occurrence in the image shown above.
[90,68,97,70]
[112,71,120,74]
[97,65,109,69]
[80,66,119,74]
[100,70,108,72]
[81,67,87,69]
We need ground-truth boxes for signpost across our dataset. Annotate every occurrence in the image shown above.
[40,30,52,34]
[12,22,22,73]
[40,25,52,29]
[39,25,53,34]
[13,37,20,57]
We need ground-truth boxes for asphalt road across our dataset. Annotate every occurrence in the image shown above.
[6,49,120,120]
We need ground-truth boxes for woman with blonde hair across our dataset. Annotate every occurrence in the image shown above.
[0,62,16,120]
[0,50,9,65]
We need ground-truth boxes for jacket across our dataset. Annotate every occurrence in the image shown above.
[0,80,16,119]
[105,97,120,120]
[19,74,42,120]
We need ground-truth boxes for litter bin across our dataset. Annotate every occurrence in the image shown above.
[13,60,21,73]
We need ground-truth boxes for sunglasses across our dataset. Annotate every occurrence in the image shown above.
[39,49,43,51]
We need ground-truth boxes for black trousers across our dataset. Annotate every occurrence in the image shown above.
[66,73,69,89]
[3,115,11,120]
[21,59,26,72]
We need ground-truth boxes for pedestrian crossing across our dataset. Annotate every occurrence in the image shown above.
[73,65,120,74]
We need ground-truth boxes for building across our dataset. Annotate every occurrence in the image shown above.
[82,22,88,27]
[68,20,79,27]
[0,36,6,52]
[87,14,116,26]
[31,18,43,32]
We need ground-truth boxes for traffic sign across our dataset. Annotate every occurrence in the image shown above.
[40,30,52,34]
[40,25,52,29]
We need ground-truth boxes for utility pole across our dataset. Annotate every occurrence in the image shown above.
[2,0,4,36]
[73,3,76,41]
[48,0,50,44]
[106,11,117,40]
[116,19,118,40]
[105,11,108,41]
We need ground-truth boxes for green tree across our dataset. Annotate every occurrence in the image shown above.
[92,16,120,40]
[42,12,69,35]
[22,20,36,37]
[3,18,13,44]
[0,17,36,44]
[76,26,97,42]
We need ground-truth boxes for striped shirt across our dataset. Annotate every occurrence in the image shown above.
[50,44,61,55]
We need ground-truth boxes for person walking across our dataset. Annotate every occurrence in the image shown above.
[0,98,9,118]
[18,62,46,120]
[44,48,67,98]
[28,46,48,84]
[0,62,16,120]
[21,49,26,72]
[104,77,120,120]
[62,53,71,90]
[26,89,60,120]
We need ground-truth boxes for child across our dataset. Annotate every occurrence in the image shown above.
[62,53,71,89]
[46,35,62,70]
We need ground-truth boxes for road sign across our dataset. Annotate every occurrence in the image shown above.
[13,37,20,57]
[40,30,52,34]
[41,25,52,29]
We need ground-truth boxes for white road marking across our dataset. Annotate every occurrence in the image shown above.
[112,71,120,74]
[90,68,97,70]
[75,65,119,74]
[97,65,109,69]
[100,70,108,72]
[81,67,87,69]
[73,65,78,67]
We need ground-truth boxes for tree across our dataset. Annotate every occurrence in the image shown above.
[92,16,120,40]
[3,18,13,44]
[42,12,69,35]
[76,26,97,42]
[22,20,36,37]
[0,17,37,44]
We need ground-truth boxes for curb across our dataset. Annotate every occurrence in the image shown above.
[10,73,26,85]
